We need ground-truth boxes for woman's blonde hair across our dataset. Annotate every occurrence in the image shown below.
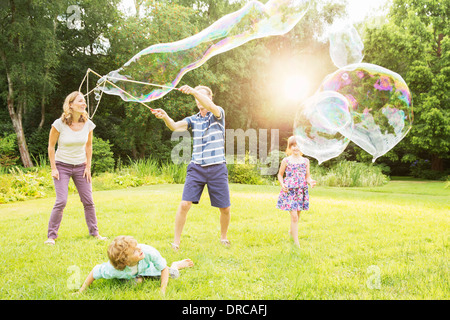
[107,236,138,271]
[61,91,88,126]
[285,136,302,156]
[195,85,213,100]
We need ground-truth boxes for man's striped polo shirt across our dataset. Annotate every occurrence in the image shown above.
[183,106,226,166]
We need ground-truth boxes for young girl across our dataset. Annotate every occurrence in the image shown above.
[277,136,316,247]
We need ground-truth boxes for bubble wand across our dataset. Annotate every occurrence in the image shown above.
[79,68,182,114]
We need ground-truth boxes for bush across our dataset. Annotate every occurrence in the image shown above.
[92,136,115,175]
[113,173,144,187]
[0,133,20,168]
[27,129,50,160]
[160,162,187,184]
[227,153,269,185]
[410,159,449,180]
[128,157,160,177]
[0,167,54,203]
[312,160,389,187]
[228,162,267,185]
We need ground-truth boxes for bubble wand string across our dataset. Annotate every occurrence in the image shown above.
[104,75,181,91]
[80,68,162,112]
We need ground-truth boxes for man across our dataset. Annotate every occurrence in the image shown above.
[152,85,231,251]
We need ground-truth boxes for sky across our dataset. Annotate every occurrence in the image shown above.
[119,0,390,22]
[345,0,389,22]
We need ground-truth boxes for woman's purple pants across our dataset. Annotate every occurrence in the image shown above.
[47,161,99,240]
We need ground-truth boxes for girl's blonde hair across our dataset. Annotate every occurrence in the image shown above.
[107,236,138,271]
[285,136,302,156]
[195,85,213,100]
[61,91,88,126]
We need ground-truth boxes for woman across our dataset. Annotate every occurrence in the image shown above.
[45,91,106,245]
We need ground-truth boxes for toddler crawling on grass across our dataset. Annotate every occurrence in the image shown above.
[78,235,193,294]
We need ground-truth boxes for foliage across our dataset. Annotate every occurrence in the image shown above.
[311,161,389,187]
[0,0,63,167]
[0,156,393,203]
[91,136,115,175]
[1,0,448,177]
[0,158,189,203]
[100,1,201,161]
[228,162,267,185]
[227,152,273,185]
[363,0,450,173]
[27,129,50,160]
[409,159,450,180]
[0,133,20,168]
[0,167,54,203]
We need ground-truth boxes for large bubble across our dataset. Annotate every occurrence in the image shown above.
[294,91,353,164]
[319,63,413,161]
[328,21,364,69]
[98,0,310,102]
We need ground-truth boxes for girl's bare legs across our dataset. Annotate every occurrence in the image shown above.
[289,210,301,247]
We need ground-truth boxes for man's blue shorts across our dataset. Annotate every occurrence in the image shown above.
[182,162,231,208]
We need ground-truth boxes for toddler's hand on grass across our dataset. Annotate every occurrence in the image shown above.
[72,289,83,295]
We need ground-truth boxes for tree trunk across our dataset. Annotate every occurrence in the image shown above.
[1,51,34,168]
[431,154,443,172]
[38,94,46,129]
[246,112,252,130]
[7,98,33,168]
[11,111,33,168]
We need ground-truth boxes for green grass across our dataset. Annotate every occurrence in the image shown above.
[0,181,448,300]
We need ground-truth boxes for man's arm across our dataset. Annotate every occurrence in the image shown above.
[179,85,222,118]
[152,109,188,131]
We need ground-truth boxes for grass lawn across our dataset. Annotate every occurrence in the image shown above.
[0,180,448,300]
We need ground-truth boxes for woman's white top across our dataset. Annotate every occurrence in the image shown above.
[52,118,96,165]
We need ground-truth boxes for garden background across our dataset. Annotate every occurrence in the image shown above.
[0,0,448,301]
[0,0,449,179]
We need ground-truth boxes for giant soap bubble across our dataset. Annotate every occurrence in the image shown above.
[98,0,311,102]
[328,21,364,69]
[318,63,413,162]
[294,91,353,164]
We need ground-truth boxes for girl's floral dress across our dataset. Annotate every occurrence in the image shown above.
[276,157,310,211]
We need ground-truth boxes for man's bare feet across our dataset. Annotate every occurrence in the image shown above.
[220,239,231,247]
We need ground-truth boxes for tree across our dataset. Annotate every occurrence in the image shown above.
[0,0,61,167]
[363,0,449,173]
[101,0,204,161]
